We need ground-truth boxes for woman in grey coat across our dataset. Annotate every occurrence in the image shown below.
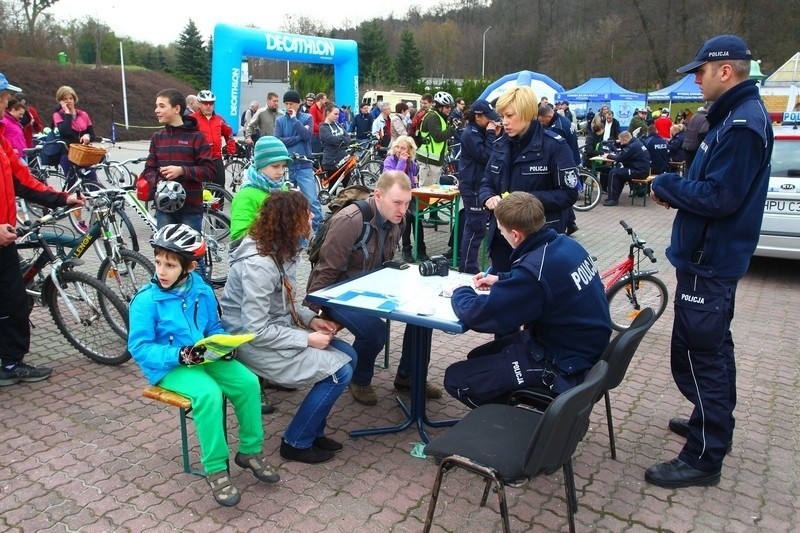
[220,190,356,465]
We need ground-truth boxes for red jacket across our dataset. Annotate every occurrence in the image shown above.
[1,123,66,226]
[655,116,673,139]
[309,103,325,136]
[190,111,234,159]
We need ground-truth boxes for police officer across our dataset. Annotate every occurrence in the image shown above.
[443,192,610,407]
[537,103,581,235]
[602,131,651,206]
[642,125,670,174]
[646,34,773,489]
[480,86,579,273]
[457,99,501,274]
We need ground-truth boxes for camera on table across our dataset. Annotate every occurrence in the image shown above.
[419,255,449,277]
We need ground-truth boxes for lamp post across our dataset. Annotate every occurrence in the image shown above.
[482,26,492,79]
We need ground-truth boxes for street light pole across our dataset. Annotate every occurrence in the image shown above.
[482,26,492,78]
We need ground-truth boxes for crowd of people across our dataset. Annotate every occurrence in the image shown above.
[1,31,773,506]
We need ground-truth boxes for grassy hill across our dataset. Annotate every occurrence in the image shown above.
[3,58,197,142]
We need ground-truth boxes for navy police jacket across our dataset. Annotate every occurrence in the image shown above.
[643,133,669,174]
[458,121,496,196]
[652,80,773,280]
[608,137,651,176]
[479,122,578,236]
[548,112,581,165]
[451,228,611,376]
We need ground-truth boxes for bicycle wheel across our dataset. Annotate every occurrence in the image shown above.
[224,159,247,192]
[98,248,155,304]
[203,211,231,288]
[102,161,135,188]
[68,180,105,235]
[357,171,380,190]
[114,208,140,252]
[607,273,669,331]
[360,158,383,177]
[573,171,602,212]
[45,269,131,365]
[24,169,66,219]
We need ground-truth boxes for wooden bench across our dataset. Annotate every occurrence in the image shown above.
[629,175,656,206]
[142,385,227,476]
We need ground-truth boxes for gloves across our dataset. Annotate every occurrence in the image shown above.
[226,140,237,156]
[179,345,206,365]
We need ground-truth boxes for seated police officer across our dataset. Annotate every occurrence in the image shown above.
[442,192,611,407]
[642,125,670,174]
[603,131,651,206]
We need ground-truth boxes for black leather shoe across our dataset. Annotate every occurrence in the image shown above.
[313,436,344,452]
[669,418,733,454]
[280,440,334,464]
[645,458,720,488]
[566,222,579,236]
[603,199,619,206]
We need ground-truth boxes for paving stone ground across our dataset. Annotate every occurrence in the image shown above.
[2,143,799,531]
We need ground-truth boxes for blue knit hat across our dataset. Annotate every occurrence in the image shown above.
[253,136,293,169]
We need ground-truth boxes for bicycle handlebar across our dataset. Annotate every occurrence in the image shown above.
[619,220,632,233]
[16,206,79,237]
[643,247,657,263]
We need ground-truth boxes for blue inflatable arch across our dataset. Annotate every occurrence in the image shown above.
[211,23,359,134]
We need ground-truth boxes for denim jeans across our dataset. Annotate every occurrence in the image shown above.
[288,165,322,232]
[283,338,355,449]
[325,307,387,386]
[155,211,206,277]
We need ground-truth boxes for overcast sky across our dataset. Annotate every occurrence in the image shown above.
[46,0,415,46]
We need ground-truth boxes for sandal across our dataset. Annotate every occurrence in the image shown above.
[235,452,281,483]
[206,471,241,507]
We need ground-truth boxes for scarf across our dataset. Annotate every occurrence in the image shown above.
[241,164,290,192]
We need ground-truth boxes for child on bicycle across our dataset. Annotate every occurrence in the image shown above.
[229,136,293,242]
[127,224,277,507]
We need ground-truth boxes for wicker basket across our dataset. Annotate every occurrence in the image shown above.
[67,143,107,167]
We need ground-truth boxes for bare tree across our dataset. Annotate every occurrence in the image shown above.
[18,0,59,38]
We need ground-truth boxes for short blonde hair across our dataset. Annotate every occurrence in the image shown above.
[56,85,78,104]
[495,86,539,123]
[376,170,412,193]
[389,135,417,159]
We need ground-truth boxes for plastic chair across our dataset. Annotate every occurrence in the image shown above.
[422,360,609,533]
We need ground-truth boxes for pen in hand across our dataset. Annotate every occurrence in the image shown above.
[473,266,493,291]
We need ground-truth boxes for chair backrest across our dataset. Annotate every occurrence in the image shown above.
[602,308,656,392]
[522,360,609,477]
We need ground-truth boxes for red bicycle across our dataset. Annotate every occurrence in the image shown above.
[601,220,669,331]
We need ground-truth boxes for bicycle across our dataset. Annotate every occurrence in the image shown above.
[17,142,69,224]
[600,220,669,331]
[223,140,252,192]
[295,147,379,205]
[572,166,602,211]
[16,207,131,365]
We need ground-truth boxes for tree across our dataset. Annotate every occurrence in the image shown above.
[358,21,392,86]
[175,19,207,88]
[18,0,59,38]
[396,28,423,87]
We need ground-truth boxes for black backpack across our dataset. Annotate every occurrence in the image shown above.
[240,109,249,127]
[307,185,373,269]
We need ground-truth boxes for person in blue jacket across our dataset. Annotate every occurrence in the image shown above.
[442,192,611,408]
[537,103,581,235]
[457,99,501,273]
[274,90,321,231]
[479,86,579,273]
[128,224,277,507]
[602,131,651,206]
[642,125,670,174]
[646,35,774,489]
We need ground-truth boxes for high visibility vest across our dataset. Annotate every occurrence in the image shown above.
[417,111,447,163]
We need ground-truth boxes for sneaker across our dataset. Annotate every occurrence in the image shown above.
[234,452,280,483]
[417,251,431,262]
[313,436,344,453]
[280,440,334,464]
[350,383,377,405]
[402,248,414,263]
[261,399,276,415]
[442,248,454,260]
[0,362,52,386]
[262,380,297,392]
[206,471,241,507]
[393,375,443,399]
[77,220,89,233]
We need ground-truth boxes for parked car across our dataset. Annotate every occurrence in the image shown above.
[754,124,800,259]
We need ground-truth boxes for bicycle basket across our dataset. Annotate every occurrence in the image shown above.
[67,144,106,167]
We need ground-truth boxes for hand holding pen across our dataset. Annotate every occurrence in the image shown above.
[473,266,498,291]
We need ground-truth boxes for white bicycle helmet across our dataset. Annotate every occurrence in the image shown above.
[197,90,216,102]
[154,180,186,213]
[433,91,455,107]
[150,223,206,262]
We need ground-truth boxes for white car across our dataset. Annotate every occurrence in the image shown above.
[754,125,800,259]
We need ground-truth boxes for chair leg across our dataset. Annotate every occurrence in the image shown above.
[480,479,493,506]
[495,480,511,533]
[423,459,449,533]
[179,407,191,474]
[604,391,617,460]
[563,460,577,533]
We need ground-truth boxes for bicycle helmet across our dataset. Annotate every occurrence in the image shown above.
[433,91,455,107]
[154,180,186,213]
[305,92,316,100]
[150,223,206,262]
[197,90,216,102]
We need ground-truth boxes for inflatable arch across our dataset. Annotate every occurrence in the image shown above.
[479,70,565,105]
[212,23,358,134]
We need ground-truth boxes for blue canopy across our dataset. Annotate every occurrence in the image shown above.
[555,77,645,102]
[647,74,703,102]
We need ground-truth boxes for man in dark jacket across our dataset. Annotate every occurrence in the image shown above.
[681,105,709,168]
[443,192,611,407]
[627,108,649,139]
[349,103,373,140]
[647,34,773,489]
[642,125,670,174]
[602,131,651,206]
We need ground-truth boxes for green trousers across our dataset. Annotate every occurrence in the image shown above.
[159,360,263,474]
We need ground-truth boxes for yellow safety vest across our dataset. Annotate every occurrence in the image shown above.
[417,111,447,163]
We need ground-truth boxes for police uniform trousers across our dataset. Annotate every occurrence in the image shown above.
[608,167,647,202]
[458,194,487,274]
[671,269,737,473]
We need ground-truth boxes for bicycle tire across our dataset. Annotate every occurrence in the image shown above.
[203,181,234,209]
[203,211,231,288]
[607,273,669,332]
[45,269,131,365]
[224,159,248,192]
[357,171,380,190]
[573,171,602,212]
[68,180,105,235]
[98,248,155,304]
[360,158,383,177]
[24,169,67,219]
[114,208,140,252]
[102,161,135,188]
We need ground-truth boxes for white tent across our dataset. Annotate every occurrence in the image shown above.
[760,53,800,113]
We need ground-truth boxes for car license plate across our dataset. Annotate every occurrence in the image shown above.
[764,199,800,214]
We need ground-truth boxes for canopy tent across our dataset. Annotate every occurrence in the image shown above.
[763,53,800,86]
[759,53,800,115]
[555,77,646,126]
[647,74,703,102]
[479,70,565,105]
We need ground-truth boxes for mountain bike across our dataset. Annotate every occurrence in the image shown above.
[601,220,669,331]
[16,207,131,365]
[573,167,602,212]
[223,140,252,192]
[298,144,379,205]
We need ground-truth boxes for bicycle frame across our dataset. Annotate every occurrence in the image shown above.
[600,221,660,292]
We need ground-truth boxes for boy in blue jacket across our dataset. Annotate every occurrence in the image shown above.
[128,224,277,507]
